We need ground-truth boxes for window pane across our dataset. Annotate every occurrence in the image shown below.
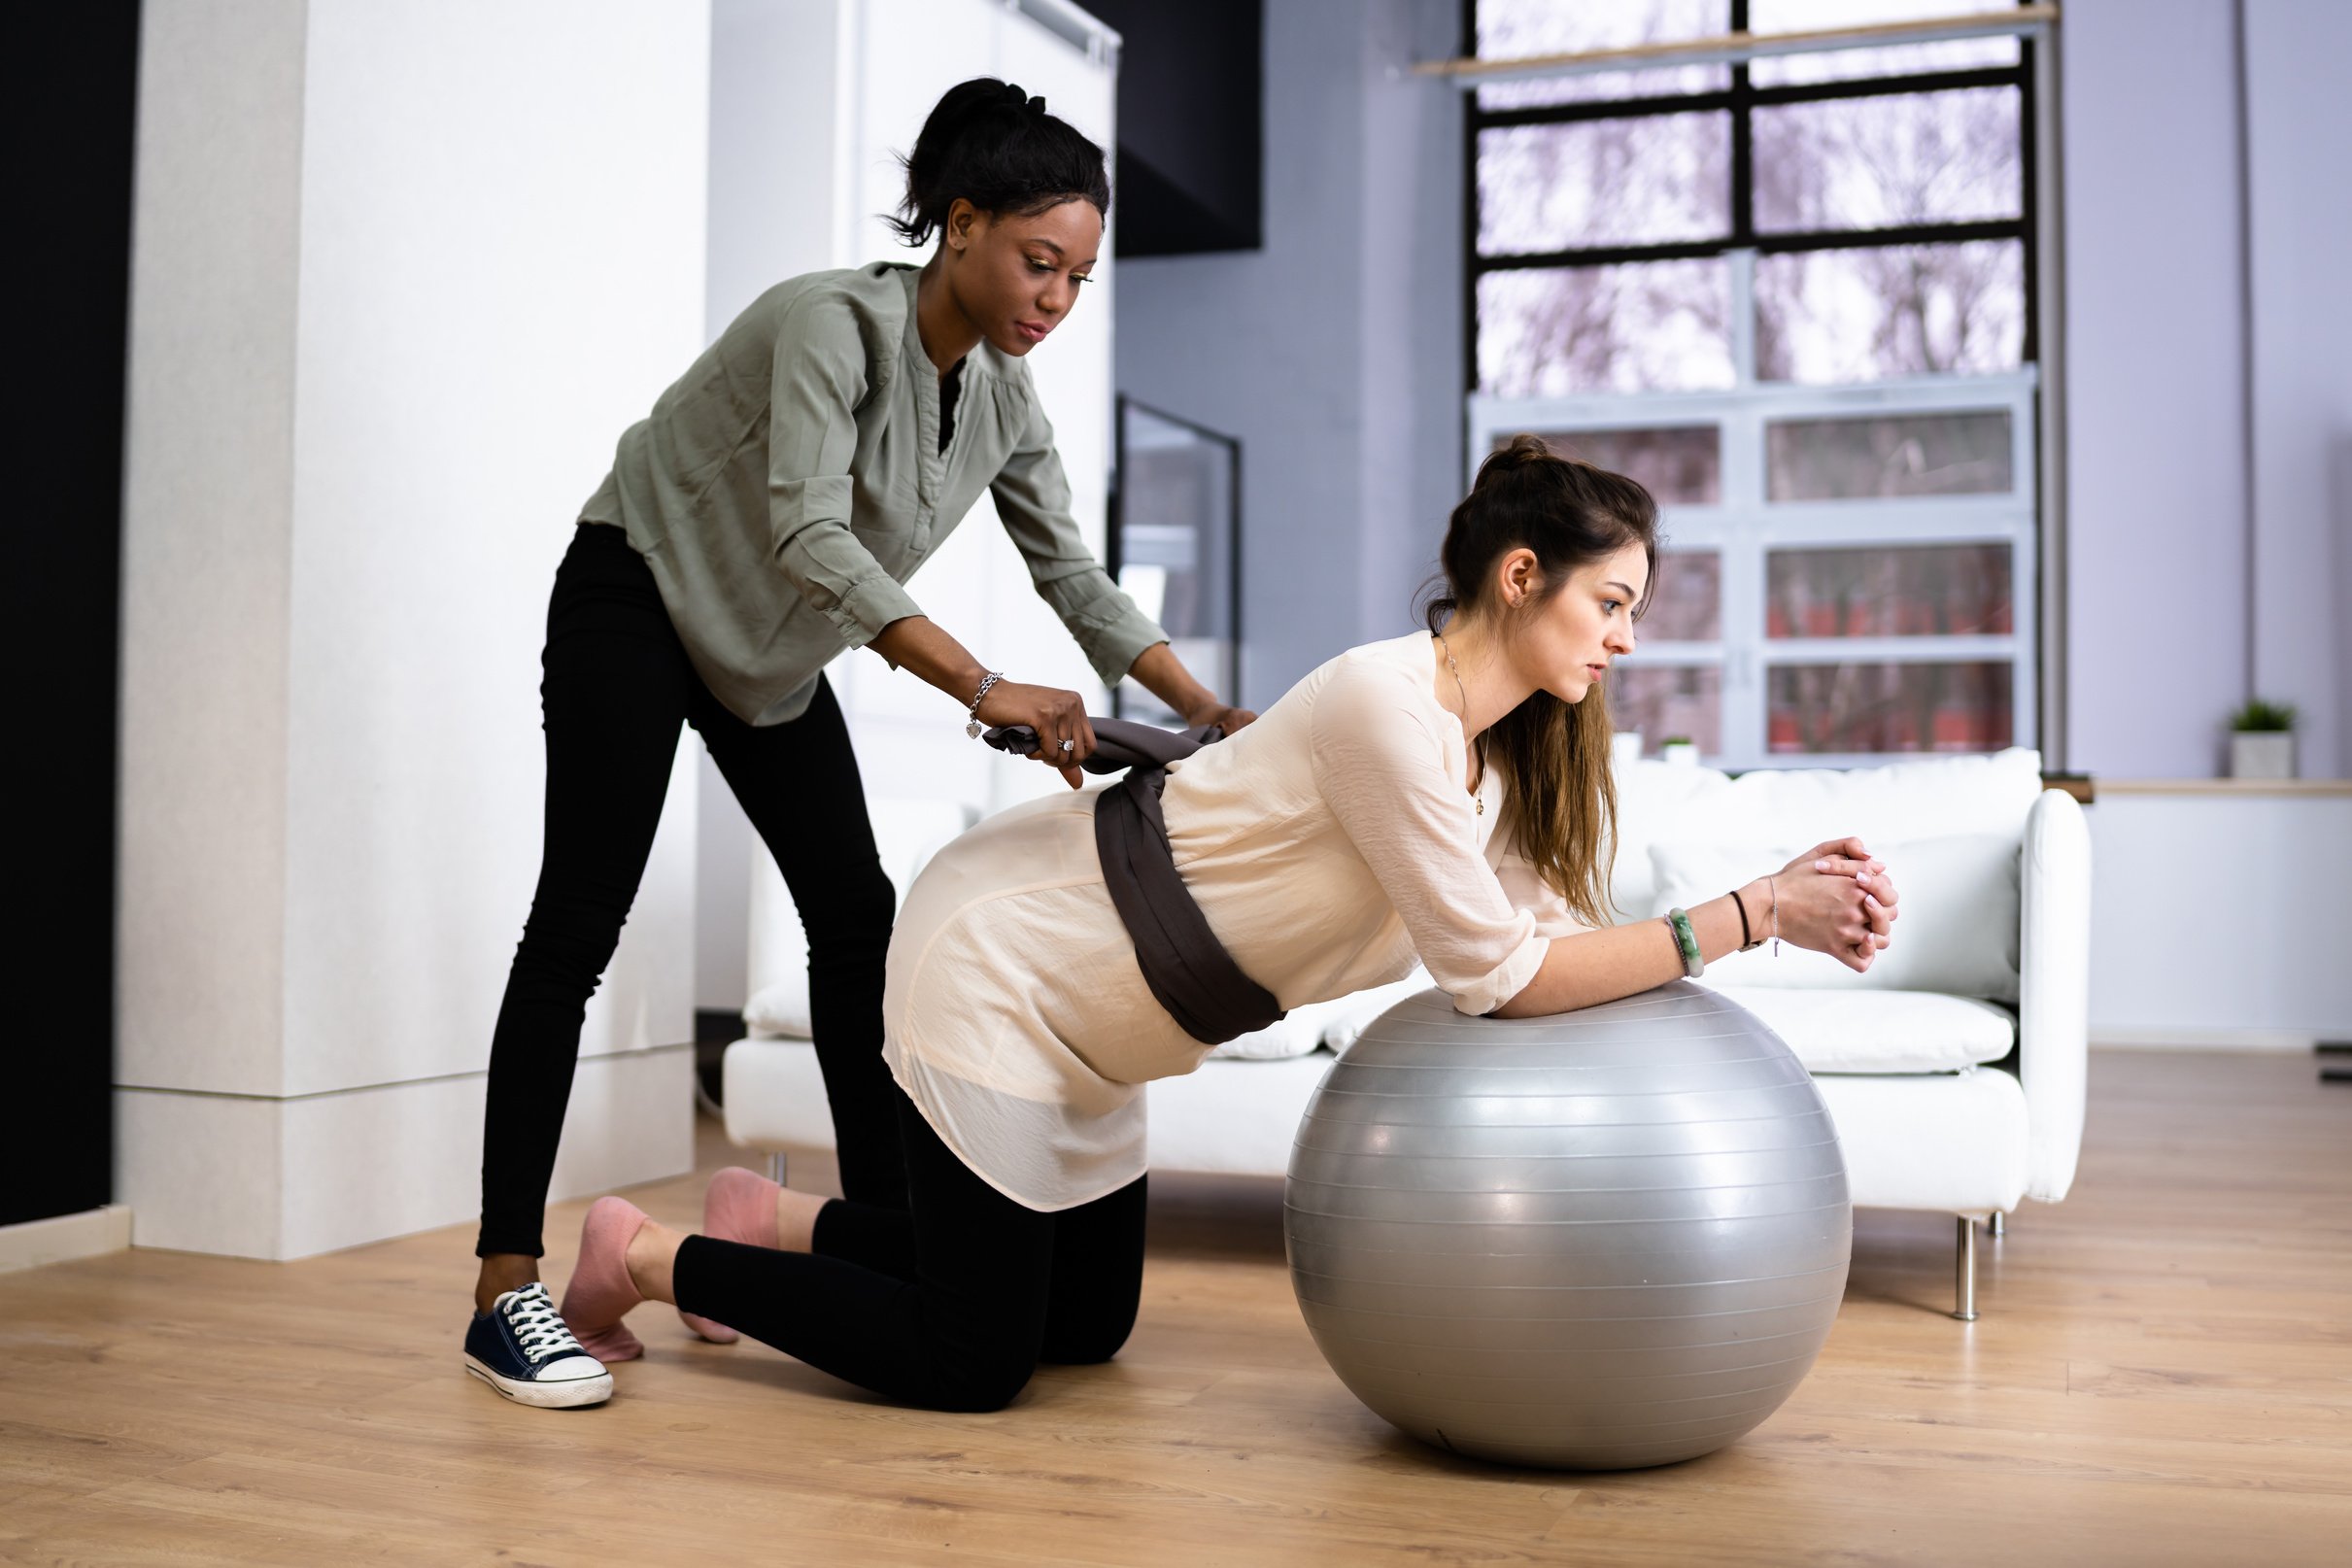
[1520,426,1721,505]
[1766,410,2013,499]
[1476,0,1730,110]
[1766,545,2013,637]
[1643,550,1721,641]
[1479,115,1730,255]
[1767,661,2011,753]
[1755,240,2024,385]
[1748,0,2019,86]
[1480,260,1735,395]
[1753,88,2021,234]
[1609,664,1722,755]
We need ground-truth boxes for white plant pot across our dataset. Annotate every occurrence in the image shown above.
[1612,732,1645,772]
[2230,732,2296,780]
[1660,741,1700,768]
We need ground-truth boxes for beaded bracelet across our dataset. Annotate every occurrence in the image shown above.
[1665,907,1704,978]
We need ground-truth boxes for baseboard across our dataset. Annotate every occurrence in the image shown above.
[2091,1027,2317,1052]
[0,1205,133,1274]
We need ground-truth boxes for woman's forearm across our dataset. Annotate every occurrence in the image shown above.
[868,616,990,706]
[1491,880,1771,1018]
[1126,640,1216,721]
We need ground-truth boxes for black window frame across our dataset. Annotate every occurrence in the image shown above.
[1460,0,2041,396]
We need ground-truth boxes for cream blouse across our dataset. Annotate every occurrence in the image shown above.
[880,631,1591,1211]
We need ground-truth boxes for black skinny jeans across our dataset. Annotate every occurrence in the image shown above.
[673,1087,1146,1413]
[478,523,906,1259]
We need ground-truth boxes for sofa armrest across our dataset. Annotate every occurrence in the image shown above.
[2018,786,2092,1202]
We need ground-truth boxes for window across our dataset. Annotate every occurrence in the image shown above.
[1467,0,2041,767]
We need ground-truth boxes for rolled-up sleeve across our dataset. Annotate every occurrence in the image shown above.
[1309,669,1550,1015]
[767,298,923,649]
[991,392,1169,687]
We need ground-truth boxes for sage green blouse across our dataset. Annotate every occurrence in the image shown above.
[579,260,1168,726]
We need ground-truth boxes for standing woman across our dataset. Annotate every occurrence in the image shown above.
[461,78,1252,1409]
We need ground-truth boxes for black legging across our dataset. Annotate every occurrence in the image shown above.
[673,1085,1146,1412]
[478,523,907,1259]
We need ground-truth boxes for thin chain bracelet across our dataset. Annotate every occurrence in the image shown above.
[965,671,1004,739]
[1768,873,1782,957]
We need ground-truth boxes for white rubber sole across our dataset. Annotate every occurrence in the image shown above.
[463,1353,614,1409]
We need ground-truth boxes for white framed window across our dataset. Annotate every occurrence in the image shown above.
[1465,0,2045,768]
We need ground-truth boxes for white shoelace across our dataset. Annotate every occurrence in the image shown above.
[501,1282,589,1365]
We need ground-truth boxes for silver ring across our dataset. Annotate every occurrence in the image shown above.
[1060,738,1075,753]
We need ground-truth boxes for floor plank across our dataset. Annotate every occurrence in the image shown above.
[4,1050,2348,1565]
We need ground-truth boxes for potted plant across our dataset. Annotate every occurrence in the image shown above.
[1611,731,1646,771]
[2229,699,2298,780]
[1659,734,1700,767]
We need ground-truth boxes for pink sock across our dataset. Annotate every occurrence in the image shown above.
[677,1167,783,1344]
[558,1196,648,1363]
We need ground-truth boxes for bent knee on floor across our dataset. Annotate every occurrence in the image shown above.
[928,1359,1036,1414]
[1040,1312,1138,1368]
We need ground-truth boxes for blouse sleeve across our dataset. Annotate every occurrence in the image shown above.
[1309,665,1550,1015]
[766,294,925,649]
[989,388,1170,688]
[1488,828,1596,940]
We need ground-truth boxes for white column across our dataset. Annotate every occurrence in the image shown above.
[119,0,711,1259]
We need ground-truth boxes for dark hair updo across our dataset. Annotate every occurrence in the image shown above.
[887,77,1112,248]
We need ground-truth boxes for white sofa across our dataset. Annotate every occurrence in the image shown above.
[725,746,2090,1319]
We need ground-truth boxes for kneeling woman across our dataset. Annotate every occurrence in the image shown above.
[555,440,1901,1412]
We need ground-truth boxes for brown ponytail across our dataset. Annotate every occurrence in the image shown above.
[1423,435,1660,926]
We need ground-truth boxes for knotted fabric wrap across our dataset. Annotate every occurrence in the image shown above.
[980,717,1286,1045]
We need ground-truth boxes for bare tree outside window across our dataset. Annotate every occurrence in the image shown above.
[1467,0,2039,764]
[1476,0,1729,109]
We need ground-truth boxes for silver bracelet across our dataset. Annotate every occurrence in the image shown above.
[965,671,1004,739]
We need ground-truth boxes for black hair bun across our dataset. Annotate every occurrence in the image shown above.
[888,76,1108,248]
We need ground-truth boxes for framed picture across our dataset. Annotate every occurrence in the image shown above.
[1109,396,1243,723]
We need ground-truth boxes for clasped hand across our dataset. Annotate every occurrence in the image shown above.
[1771,837,1900,973]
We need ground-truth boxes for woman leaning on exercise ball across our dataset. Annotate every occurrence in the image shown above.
[460,77,1253,1410]
[539,437,1902,1418]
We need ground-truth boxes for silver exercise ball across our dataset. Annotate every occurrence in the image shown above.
[1284,980,1850,1471]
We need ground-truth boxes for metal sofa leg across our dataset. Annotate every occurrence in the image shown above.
[767,1150,789,1186]
[1953,1215,1980,1321]
[1989,1210,2006,1240]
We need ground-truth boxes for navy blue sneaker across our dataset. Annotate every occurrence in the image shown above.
[463,1281,614,1409]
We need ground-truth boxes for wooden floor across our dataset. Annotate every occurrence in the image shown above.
[4,1051,2348,1566]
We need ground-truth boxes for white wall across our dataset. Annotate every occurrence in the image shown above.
[2062,0,2350,780]
[2088,793,2352,1046]
[2242,0,2352,782]
[119,0,709,1258]
[1114,0,1465,710]
[2060,0,2250,780]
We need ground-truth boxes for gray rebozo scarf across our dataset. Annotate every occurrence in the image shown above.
[979,717,1285,1045]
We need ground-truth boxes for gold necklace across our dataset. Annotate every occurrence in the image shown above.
[1434,631,1484,815]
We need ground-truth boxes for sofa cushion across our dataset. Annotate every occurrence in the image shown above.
[1650,832,2021,1002]
[1711,986,2016,1073]
[1210,971,1434,1059]
[1207,1010,1327,1060]
[1609,746,2044,920]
